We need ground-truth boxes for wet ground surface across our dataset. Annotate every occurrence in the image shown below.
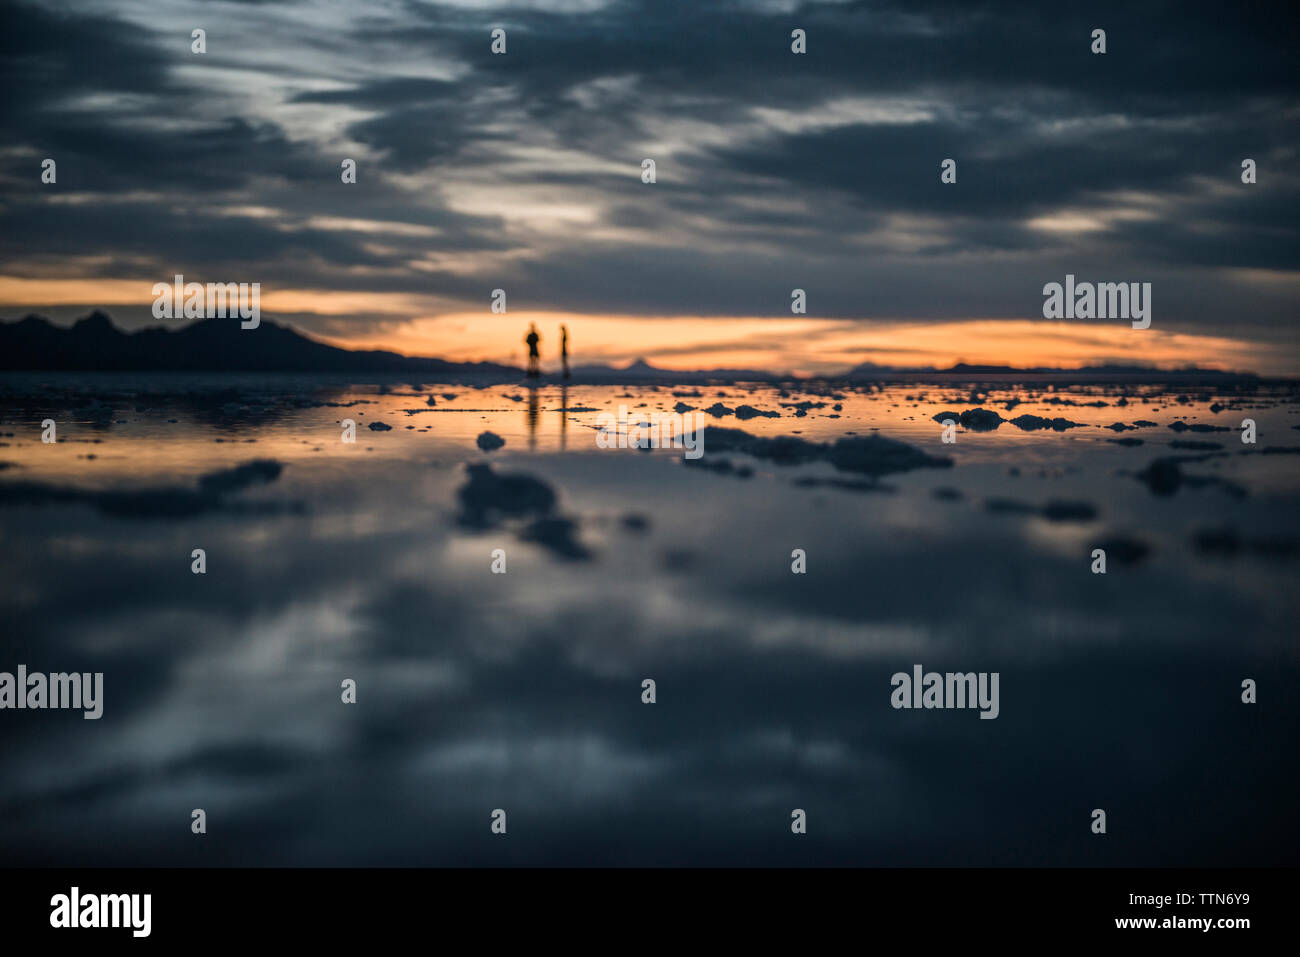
[1,374,1297,865]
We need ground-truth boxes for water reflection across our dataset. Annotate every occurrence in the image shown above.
[559,385,568,453]
[527,387,539,452]
[0,376,1297,865]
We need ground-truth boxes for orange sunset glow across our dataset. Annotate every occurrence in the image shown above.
[0,277,1285,376]
[317,313,1274,376]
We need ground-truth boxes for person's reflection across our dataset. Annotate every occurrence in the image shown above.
[559,384,568,451]
[527,388,539,451]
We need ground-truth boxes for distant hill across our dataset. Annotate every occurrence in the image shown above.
[842,359,1259,382]
[0,312,520,378]
[0,312,1268,384]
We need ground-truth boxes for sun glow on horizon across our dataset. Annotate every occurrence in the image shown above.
[0,276,1291,375]
[310,313,1279,376]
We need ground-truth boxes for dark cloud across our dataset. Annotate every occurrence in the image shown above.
[1,0,1297,343]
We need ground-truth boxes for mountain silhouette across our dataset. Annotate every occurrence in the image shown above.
[1,312,1266,383]
[0,312,519,377]
[842,359,1258,382]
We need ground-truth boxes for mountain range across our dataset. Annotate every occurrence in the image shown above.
[0,312,779,382]
[0,312,1263,383]
[0,312,518,378]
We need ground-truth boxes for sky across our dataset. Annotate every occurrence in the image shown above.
[1,0,1298,374]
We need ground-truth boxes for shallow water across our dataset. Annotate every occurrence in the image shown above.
[1,375,1297,865]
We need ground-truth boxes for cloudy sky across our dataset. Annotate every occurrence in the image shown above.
[2,0,1297,373]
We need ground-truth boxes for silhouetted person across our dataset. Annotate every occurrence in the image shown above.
[561,324,570,379]
[525,323,541,378]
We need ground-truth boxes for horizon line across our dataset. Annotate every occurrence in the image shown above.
[0,308,1283,380]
